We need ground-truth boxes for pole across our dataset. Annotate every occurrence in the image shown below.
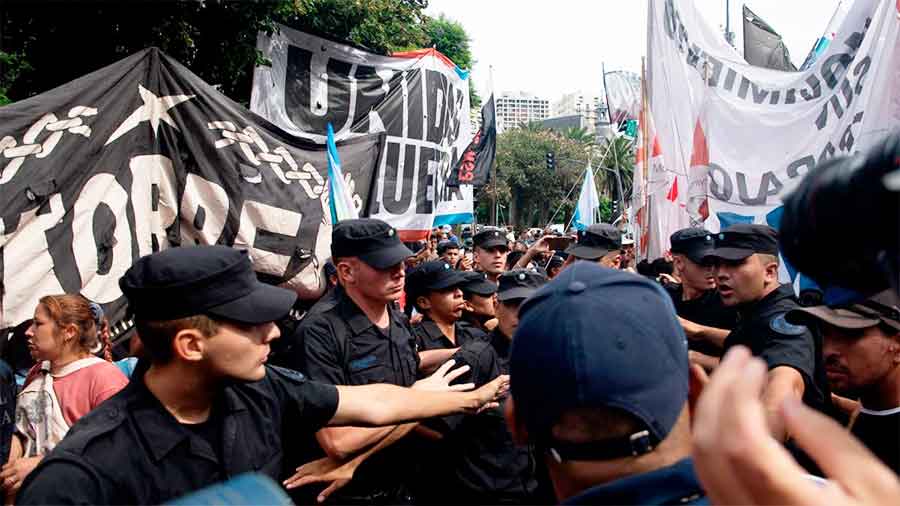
[724,0,735,47]
[489,65,498,227]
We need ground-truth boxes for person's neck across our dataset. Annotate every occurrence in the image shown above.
[431,316,457,344]
[744,282,781,309]
[549,408,692,502]
[144,362,217,424]
[345,286,391,328]
[50,349,92,374]
[681,283,705,301]
[861,366,900,411]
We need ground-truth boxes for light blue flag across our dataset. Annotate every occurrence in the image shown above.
[327,123,359,224]
[572,163,600,231]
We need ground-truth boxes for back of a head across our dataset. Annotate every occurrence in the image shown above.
[510,262,689,463]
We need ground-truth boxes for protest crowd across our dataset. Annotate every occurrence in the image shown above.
[3,0,900,505]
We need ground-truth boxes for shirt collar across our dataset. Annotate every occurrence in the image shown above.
[739,283,794,318]
[563,458,706,505]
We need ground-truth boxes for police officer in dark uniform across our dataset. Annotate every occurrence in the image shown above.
[704,224,829,440]
[472,228,510,283]
[665,228,737,365]
[298,218,424,504]
[490,270,548,374]
[459,271,498,335]
[564,224,622,269]
[16,246,508,505]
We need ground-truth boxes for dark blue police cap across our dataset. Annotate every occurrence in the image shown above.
[473,227,509,250]
[120,246,297,324]
[566,224,622,260]
[670,227,715,264]
[405,260,468,300]
[705,223,779,262]
[460,271,497,297]
[510,262,688,456]
[498,269,547,302]
[331,218,413,269]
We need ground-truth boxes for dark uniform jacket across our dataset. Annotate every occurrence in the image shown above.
[723,284,828,411]
[664,284,737,356]
[299,288,420,502]
[413,318,488,352]
[17,365,338,505]
[563,458,708,505]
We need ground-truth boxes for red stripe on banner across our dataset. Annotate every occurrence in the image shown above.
[391,48,459,72]
[399,229,429,242]
[667,178,679,202]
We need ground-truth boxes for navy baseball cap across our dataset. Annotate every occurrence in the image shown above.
[461,271,497,297]
[566,224,622,260]
[498,269,547,302]
[474,227,509,250]
[331,218,413,269]
[670,228,715,264]
[705,224,779,262]
[120,246,297,324]
[510,262,688,458]
[405,260,468,300]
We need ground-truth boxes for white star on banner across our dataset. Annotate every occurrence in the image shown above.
[105,85,195,146]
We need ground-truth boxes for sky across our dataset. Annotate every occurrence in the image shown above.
[424,0,845,100]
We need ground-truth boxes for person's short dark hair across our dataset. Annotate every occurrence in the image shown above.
[135,315,220,364]
[651,258,674,276]
[506,251,525,270]
[437,240,459,256]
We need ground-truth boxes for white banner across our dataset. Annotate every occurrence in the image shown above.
[644,0,900,260]
[251,25,474,238]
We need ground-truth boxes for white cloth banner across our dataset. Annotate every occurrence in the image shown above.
[645,0,900,257]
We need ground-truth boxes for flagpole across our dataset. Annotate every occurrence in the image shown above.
[488,66,499,227]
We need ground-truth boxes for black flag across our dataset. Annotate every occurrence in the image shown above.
[448,93,496,187]
[0,48,384,339]
[743,5,797,72]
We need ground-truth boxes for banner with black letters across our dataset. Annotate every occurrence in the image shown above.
[0,48,383,337]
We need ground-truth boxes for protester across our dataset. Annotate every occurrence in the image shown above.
[620,236,635,270]
[4,295,128,496]
[786,289,900,473]
[703,224,828,439]
[563,224,622,269]
[473,228,510,283]
[17,246,507,505]
[0,360,15,484]
[407,260,488,374]
[506,263,706,504]
[693,346,900,505]
[459,272,499,334]
[546,254,565,279]
[437,240,461,268]
[665,228,737,369]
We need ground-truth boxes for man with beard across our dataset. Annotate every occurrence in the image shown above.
[665,228,737,369]
[473,228,510,283]
[786,289,900,473]
[704,224,828,441]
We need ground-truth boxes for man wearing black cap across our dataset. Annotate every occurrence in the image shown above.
[437,240,461,268]
[15,245,508,505]
[459,272,499,335]
[506,262,706,504]
[490,270,547,373]
[563,224,622,269]
[297,218,436,503]
[472,227,510,283]
[406,260,488,374]
[666,228,737,367]
[787,289,900,473]
[705,223,828,440]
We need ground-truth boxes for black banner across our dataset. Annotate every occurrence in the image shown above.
[0,48,384,338]
[448,94,496,188]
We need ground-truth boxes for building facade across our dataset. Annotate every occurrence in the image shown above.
[495,92,550,133]
[551,92,605,135]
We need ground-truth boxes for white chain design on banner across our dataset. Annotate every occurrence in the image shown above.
[207,121,325,199]
[0,106,97,185]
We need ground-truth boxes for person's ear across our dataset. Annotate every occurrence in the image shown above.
[62,323,79,344]
[504,397,530,446]
[172,328,207,362]
[336,260,355,286]
[417,295,432,312]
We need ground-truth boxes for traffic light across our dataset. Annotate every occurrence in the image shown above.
[546,152,555,170]
[612,200,620,216]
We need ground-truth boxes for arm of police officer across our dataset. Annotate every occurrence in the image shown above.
[693,346,900,506]
[417,348,460,375]
[757,320,817,441]
[679,316,729,349]
[763,366,806,441]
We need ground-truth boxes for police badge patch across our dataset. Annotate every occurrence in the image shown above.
[770,314,808,336]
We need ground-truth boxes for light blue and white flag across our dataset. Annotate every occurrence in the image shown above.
[572,163,601,231]
[327,123,359,224]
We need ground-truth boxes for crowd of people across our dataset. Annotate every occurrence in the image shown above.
[0,190,898,504]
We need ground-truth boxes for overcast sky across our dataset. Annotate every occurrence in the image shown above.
[424,0,845,100]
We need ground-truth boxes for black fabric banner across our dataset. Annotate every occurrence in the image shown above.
[0,48,384,340]
[447,94,496,188]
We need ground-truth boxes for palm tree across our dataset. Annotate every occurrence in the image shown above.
[597,135,635,204]
[563,126,594,145]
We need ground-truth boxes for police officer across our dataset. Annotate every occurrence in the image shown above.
[298,218,427,504]
[704,224,828,440]
[473,227,510,283]
[16,246,508,505]
[563,224,622,269]
[490,270,548,374]
[459,272,498,334]
[666,228,737,367]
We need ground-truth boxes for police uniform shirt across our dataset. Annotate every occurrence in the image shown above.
[17,365,338,505]
[723,284,828,411]
[851,408,900,474]
[664,284,737,356]
[488,328,512,374]
[563,458,707,505]
[413,318,488,353]
[298,288,420,500]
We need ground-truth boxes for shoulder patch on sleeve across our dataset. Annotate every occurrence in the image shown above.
[770,314,808,336]
[268,365,307,382]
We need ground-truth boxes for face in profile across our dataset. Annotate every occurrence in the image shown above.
[203,321,280,382]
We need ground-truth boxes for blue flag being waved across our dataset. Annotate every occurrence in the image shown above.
[327,123,359,224]
[573,163,601,231]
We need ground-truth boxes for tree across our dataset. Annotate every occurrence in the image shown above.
[597,135,636,206]
[424,14,481,110]
[0,0,431,105]
[563,126,595,146]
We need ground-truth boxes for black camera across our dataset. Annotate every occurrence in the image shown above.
[780,132,900,297]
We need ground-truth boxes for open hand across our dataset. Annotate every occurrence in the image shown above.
[0,456,41,494]
[283,456,356,503]
[412,360,473,392]
[469,374,510,414]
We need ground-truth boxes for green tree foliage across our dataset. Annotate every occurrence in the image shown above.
[0,0,431,104]
[597,135,635,204]
[424,14,480,109]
